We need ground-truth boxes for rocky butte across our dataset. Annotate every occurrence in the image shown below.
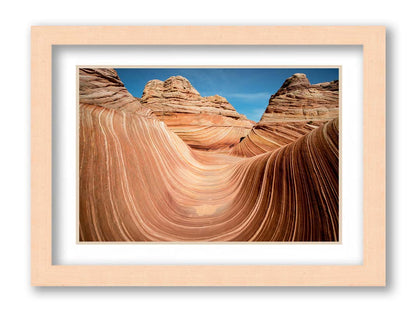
[79,68,153,116]
[231,73,339,157]
[138,76,255,150]
[261,73,339,123]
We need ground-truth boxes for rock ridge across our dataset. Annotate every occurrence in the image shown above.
[231,73,339,157]
[139,75,254,150]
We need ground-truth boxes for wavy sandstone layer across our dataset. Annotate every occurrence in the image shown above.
[79,69,339,242]
[231,73,339,157]
[139,76,254,150]
[79,68,153,116]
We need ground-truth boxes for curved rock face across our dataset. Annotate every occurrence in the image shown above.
[231,73,339,157]
[261,73,339,123]
[79,69,339,242]
[139,76,254,150]
[79,68,153,116]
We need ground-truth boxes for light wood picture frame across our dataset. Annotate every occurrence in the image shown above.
[31,26,385,286]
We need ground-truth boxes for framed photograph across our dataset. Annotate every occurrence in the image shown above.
[31,26,385,286]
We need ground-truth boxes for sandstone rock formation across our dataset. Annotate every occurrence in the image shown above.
[79,68,153,116]
[261,73,339,123]
[79,69,339,242]
[231,73,339,157]
[139,76,254,150]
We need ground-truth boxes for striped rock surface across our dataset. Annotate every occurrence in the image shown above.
[79,68,339,242]
[139,76,254,150]
[231,73,339,157]
[79,68,153,116]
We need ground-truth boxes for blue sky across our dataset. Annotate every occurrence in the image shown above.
[116,68,339,122]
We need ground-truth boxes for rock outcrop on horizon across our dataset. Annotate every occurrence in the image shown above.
[79,68,153,116]
[139,76,254,150]
[231,73,339,157]
[260,73,339,123]
[78,69,339,242]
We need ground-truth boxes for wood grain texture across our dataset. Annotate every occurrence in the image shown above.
[31,26,385,286]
